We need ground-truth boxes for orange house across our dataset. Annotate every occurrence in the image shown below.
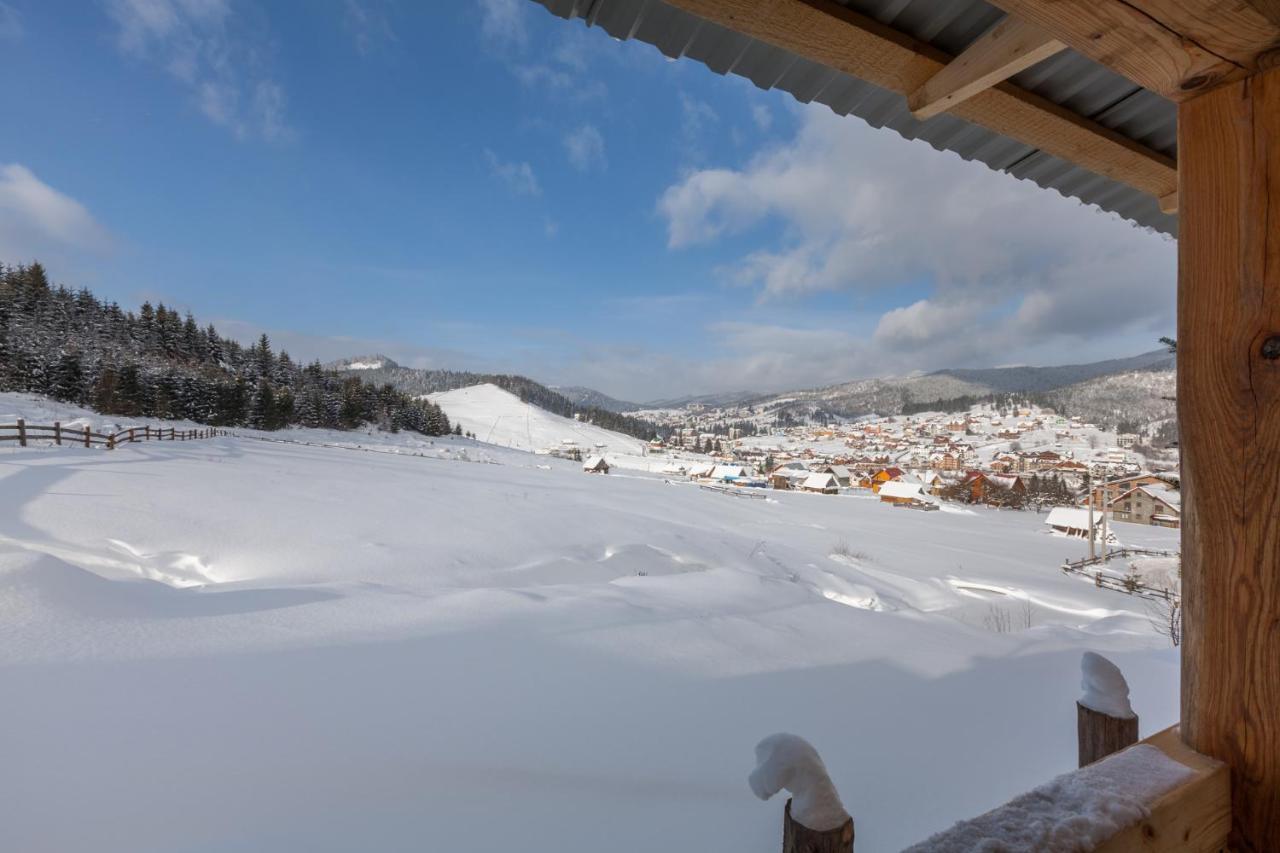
[868,466,905,493]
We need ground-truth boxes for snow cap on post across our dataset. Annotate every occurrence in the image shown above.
[749,733,850,831]
[1080,651,1135,719]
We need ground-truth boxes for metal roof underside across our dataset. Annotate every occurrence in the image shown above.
[533,0,1178,237]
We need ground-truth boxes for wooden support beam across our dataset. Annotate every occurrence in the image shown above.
[987,0,1280,100]
[1093,728,1230,852]
[1179,64,1280,851]
[662,0,1177,201]
[783,799,853,853]
[908,16,1064,120]
[1078,701,1139,768]
[1159,189,1178,214]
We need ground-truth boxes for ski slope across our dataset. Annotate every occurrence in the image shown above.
[0,392,1180,852]
[429,383,647,457]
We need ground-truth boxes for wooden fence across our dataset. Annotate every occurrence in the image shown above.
[0,419,226,450]
[1061,546,1180,602]
[699,483,769,500]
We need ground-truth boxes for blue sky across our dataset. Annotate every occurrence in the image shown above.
[0,0,1177,401]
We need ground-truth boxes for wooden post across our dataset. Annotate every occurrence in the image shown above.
[783,800,853,853]
[1179,65,1280,851]
[1078,702,1139,767]
[83,426,90,448]
[16,418,25,447]
[53,421,61,446]
[169,427,175,441]
[107,433,115,450]
[145,425,150,440]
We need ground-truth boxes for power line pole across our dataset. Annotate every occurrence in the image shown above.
[1100,465,1110,560]
[1087,466,1096,560]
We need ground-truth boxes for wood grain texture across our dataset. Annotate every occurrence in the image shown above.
[911,15,1070,118]
[989,0,1280,99]
[909,16,1064,120]
[1094,727,1230,853]
[783,799,853,853]
[1178,64,1280,852]
[663,0,1177,198]
[1078,701,1139,767]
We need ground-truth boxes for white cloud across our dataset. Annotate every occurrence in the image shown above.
[343,0,395,56]
[0,164,112,260]
[563,124,606,172]
[484,149,540,196]
[657,106,1176,371]
[750,103,772,131]
[679,93,719,161]
[0,2,24,40]
[477,0,526,49]
[104,0,291,142]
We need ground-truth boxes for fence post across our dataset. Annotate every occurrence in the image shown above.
[54,421,61,445]
[83,426,91,448]
[783,800,854,853]
[17,418,26,447]
[107,433,115,450]
[169,427,175,441]
[751,735,853,853]
[1078,652,1139,767]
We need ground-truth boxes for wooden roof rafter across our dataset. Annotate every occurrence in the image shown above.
[907,16,1065,121]
[662,0,1178,209]
[986,0,1280,101]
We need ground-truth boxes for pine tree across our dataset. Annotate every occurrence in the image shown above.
[51,352,84,402]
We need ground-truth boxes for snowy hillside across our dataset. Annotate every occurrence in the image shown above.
[1046,369,1177,432]
[429,383,647,456]
[0,390,1180,853]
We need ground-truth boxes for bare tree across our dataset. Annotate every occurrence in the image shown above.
[1146,598,1182,647]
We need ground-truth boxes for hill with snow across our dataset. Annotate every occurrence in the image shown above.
[327,354,400,371]
[429,383,648,456]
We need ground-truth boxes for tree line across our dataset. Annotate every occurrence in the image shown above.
[0,262,453,436]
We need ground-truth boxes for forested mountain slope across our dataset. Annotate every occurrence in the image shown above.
[0,263,452,435]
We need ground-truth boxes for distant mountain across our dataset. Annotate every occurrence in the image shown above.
[328,354,401,372]
[1043,369,1177,434]
[552,386,641,413]
[640,390,764,410]
[930,349,1174,393]
[744,349,1177,428]
[326,359,666,442]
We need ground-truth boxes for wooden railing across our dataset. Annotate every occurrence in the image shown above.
[1061,547,1181,603]
[0,419,226,450]
[767,656,1228,851]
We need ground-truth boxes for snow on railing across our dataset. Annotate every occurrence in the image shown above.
[749,733,853,852]
[0,419,225,449]
[752,657,1228,851]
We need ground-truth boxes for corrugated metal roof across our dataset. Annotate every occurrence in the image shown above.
[533,0,1178,236]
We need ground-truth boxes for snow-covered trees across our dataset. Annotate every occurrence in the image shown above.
[0,262,452,436]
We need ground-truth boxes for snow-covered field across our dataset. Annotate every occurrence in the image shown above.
[0,392,1179,852]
